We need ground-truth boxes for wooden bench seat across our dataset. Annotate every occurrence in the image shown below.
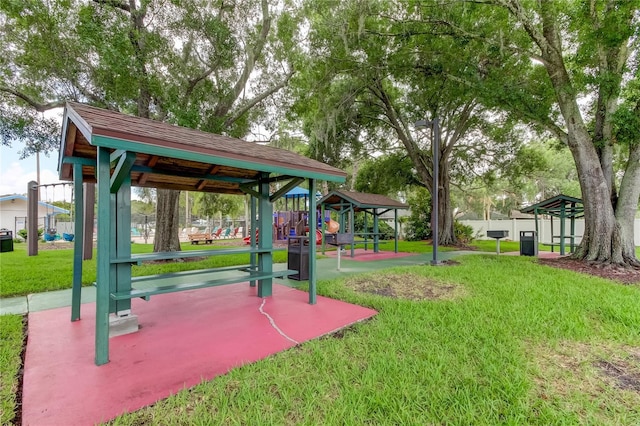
[111,268,297,301]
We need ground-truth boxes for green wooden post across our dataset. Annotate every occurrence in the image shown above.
[550,216,555,253]
[394,209,398,253]
[350,206,355,258]
[320,203,326,255]
[257,174,273,297]
[71,163,84,321]
[95,147,111,365]
[363,211,369,251]
[308,178,317,304]
[570,203,576,253]
[560,203,566,255]
[373,208,379,253]
[114,176,132,314]
[250,195,257,287]
[108,191,117,314]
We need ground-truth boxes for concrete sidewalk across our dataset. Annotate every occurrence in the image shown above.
[0,250,476,316]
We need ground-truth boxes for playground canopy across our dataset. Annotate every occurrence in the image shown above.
[319,190,408,256]
[520,194,584,255]
[57,102,346,365]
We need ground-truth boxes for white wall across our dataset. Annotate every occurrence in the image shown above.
[460,218,640,246]
[0,198,63,237]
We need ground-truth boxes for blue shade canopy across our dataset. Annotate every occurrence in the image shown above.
[284,187,321,199]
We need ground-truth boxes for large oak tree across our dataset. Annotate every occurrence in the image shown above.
[1,0,297,251]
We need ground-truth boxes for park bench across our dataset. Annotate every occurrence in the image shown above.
[109,247,297,301]
[188,233,214,244]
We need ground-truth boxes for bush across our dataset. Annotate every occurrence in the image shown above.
[405,188,431,241]
[353,214,396,240]
[16,228,44,240]
[454,221,475,244]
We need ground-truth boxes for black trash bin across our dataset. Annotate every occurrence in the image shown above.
[520,231,538,256]
[287,236,309,280]
[0,229,14,253]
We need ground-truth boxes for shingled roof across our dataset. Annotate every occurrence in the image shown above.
[58,102,346,194]
[319,190,408,212]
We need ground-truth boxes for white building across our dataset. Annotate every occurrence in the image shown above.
[0,194,69,238]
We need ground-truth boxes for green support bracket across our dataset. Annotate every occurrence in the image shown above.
[95,147,112,365]
[308,179,317,304]
[269,177,304,203]
[239,183,261,199]
[110,150,136,194]
[71,163,84,321]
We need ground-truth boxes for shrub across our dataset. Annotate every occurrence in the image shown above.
[454,221,475,244]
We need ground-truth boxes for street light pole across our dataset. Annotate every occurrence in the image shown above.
[414,117,440,265]
[431,117,440,265]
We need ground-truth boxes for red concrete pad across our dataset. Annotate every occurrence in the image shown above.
[22,284,376,425]
[324,248,417,262]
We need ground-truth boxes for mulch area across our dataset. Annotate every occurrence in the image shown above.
[538,256,640,285]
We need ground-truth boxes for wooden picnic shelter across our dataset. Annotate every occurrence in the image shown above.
[319,190,408,257]
[57,102,346,365]
[520,194,584,255]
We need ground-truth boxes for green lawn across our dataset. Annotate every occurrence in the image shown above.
[103,255,638,425]
[2,240,639,298]
[0,315,23,425]
[2,250,640,423]
[0,242,288,298]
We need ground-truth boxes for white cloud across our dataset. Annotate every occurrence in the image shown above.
[0,161,71,201]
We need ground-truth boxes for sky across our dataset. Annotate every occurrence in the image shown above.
[0,108,74,202]
[0,145,73,202]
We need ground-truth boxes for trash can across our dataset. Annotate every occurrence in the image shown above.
[0,229,14,253]
[287,236,309,280]
[520,231,538,256]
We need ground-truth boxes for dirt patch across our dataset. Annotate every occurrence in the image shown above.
[538,257,640,285]
[530,341,640,421]
[344,272,464,301]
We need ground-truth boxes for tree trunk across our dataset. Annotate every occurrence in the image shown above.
[438,158,456,245]
[614,142,640,266]
[153,189,181,252]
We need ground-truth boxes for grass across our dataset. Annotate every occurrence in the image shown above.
[2,240,638,298]
[2,246,640,423]
[103,255,640,425]
[0,242,288,298]
[0,315,23,425]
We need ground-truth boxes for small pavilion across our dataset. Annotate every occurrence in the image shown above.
[57,102,346,365]
[319,190,408,257]
[520,194,584,255]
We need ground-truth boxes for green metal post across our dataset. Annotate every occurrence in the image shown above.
[373,209,379,253]
[257,174,273,297]
[308,178,317,304]
[95,147,111,365]
[250,195,257,287]
[71,163,84,321]
[394,209,398,253]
